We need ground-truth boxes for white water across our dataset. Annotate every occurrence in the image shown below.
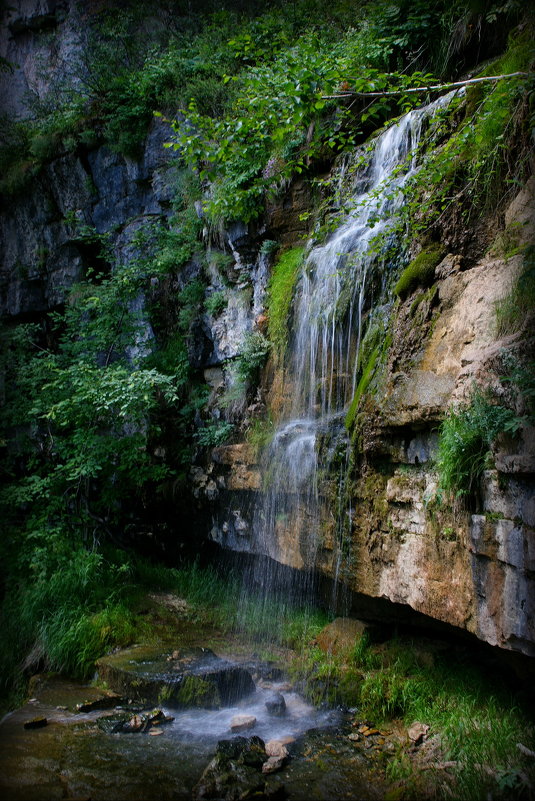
[165,681,338,744]
[255,93,459,572]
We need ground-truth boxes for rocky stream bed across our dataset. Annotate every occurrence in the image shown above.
[0,642,428,801]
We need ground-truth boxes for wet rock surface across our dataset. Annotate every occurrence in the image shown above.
[0,669,409,800]
[265,692,287,717]
[96,644,256,708]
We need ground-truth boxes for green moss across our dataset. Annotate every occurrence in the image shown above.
[495,245,535,336]
[174,675,221,708]
[245,416,275,457]
[345,346,379,430]
[393,245,445,299]
[267,246,304,358]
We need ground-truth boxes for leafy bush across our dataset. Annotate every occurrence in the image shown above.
[235,331,271,382]
[437,388,518,498]
[260,239,279,257]
[204,290,228,316]
[194,419,234,446]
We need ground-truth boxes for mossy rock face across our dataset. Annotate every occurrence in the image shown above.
[394,245,446,299]
[96,645,255,709]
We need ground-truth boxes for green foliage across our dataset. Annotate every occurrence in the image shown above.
[495,244,535,336]
[154,208,203,275]
[267,246,304,358]
[436,388,518,498]
[169,4,453,225]
[0,548,140,690]
[0,196,212,704]
[260,239,280,257]
[194,420,234,447]
[291,628,534,799]
[235,331,271,383]
[402,26,534,236]
[204,290,228,316]
[177,279,205,330]
[394,244,445,298]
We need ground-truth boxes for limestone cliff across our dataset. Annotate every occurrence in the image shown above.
[205,132,535,658]
[1,0,534,660]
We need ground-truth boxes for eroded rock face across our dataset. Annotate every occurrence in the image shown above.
[213,178,535,658]
[2,2,533,661]
[0,117,179,319]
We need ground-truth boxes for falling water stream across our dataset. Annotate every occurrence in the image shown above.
[251,92,459,589]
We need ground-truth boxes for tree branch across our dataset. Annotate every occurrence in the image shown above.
[322,72,531,99]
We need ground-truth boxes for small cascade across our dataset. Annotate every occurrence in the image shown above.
[246,92,460,607]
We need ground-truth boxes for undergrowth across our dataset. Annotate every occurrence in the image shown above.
[436,385,524,500]
[291,632,535,800]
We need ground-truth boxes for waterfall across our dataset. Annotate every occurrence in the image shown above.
[235,92,460,616]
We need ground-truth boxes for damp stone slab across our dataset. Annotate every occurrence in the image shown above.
[96,645,256,708]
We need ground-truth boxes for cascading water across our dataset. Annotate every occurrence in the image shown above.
[245,92,460,608]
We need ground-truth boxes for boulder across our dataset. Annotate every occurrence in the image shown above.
[96,645,255,708]
[230,714,256,733]
[193,736,268,799]
[316,618,377,655]
[265,692,286,717]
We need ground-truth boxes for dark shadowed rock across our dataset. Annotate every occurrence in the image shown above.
[265,692,286,717]
[193,736,269,799]
[23,717,47,730]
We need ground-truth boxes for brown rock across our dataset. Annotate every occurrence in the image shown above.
[316,618,370,655]
[262,755,286,774]
[407,721,429,744]
[265,740,289,759]
[229,714,256,732]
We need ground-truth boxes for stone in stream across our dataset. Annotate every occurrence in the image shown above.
[230,714,256,732]
[265,692,286,717]
[262,740,289,774]
[96,645,255,708]
[100,708,175,734]
[193,736,269,799]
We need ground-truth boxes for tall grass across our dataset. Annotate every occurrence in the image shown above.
[292,633,535,800]
[0,550,330,710]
